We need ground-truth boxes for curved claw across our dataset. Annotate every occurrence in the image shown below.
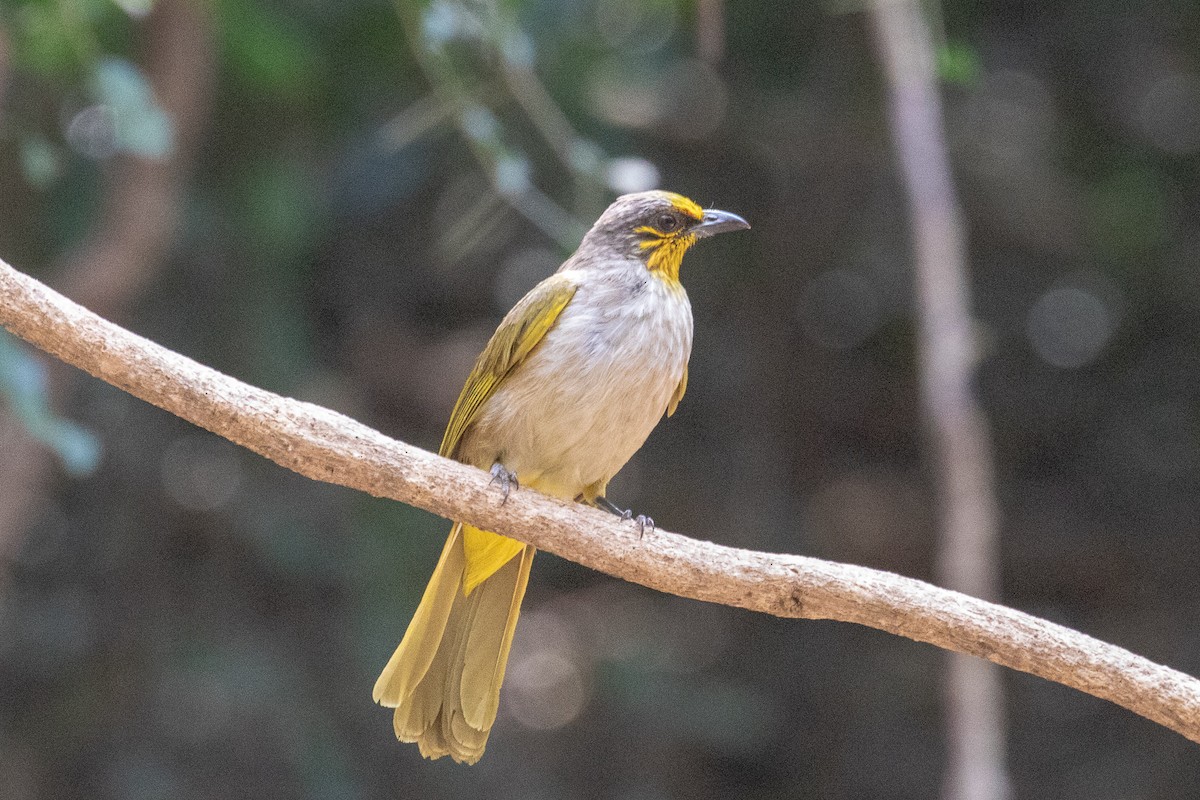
[489,463,519,504]
[635,514,654,539]
[595,496,653,538]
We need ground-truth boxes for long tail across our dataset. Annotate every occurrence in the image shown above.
[373,523,535,764]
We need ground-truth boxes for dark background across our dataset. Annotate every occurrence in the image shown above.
[2,0,1200,797]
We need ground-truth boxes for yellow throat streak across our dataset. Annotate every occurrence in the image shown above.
[637,192,705,286]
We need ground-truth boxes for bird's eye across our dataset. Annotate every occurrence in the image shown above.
[657,213,679,232]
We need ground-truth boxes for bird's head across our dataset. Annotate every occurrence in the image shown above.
[580,191,750,285]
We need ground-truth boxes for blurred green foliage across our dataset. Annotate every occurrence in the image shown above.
[217,0,319,97]
[936,40,980,87]
[0,332,100,474]
[1,0,1200,798]
[90,56,173,158]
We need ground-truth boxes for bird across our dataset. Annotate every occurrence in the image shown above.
[372,190,749,764]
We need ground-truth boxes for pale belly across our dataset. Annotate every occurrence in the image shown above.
[458,278,692,500]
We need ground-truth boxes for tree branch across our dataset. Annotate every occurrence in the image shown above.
[1,256,1199,745]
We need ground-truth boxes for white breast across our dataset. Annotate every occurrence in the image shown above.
[461,268,693,499]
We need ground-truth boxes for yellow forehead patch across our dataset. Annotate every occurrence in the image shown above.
[664,193,703,221]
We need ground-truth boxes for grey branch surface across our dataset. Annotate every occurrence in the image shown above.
[2,257,1200,745]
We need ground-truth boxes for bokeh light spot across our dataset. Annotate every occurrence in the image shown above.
[589,62,662,129]
[959,69,1054,170]
[1026,286,1114,369]
[1136,72,1200,155]
[594,0,678,54]
[506,610,590,731]
[112,0,154,18]
[161,434,245,511]
[606,156,661,194]
[65,105,118,160]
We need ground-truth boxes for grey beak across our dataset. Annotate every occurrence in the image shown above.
[693,208,751,238]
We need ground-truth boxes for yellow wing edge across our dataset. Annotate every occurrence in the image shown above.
[439,273,579,459]
[667,364,688,417]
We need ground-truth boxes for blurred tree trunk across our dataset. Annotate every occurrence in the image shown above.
[869,3,1012,799]
[697,0,726,64]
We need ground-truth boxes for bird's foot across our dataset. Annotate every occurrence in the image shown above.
[632,514,654,539]
[489,463,519,504]
[596,496,654,538]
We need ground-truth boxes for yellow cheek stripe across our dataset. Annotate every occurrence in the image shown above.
[634,193,704,286]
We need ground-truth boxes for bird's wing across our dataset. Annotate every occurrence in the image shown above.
[439,273,579,458]
[667,364,688,417]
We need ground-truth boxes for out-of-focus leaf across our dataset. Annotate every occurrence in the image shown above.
[567,138,603,176]
[90,56,174,159]
[111,0,156,19]
[421,0,484,47]
[494,153,531,195]
[498,27,535,66]
[461,104,501,144]
[937,41,981,87]
[0,333,101,475]
[34,420,101,476]
[18,135,65,188]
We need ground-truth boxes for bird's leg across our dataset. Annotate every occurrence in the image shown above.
[595,496,654,538]
[594,495,631,519]
[489,463,519,504]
